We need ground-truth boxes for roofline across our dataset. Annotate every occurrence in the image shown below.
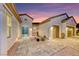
[61,16,77,24]
[40,19,50,24]
[34,13,69,24]
[61,16,72,23]
[71,16,77,24]
[46,13,69,20]
[19,13,33,20]
[4,3,22,23]
[32,23,40,25]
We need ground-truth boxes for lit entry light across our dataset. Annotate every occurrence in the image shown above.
[50,27,53,30]
[29,28,32,31]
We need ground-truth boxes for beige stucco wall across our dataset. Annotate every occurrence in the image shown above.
[39,14,76,40]
[0,4,21,55]
[32,23,39,36]
[39,21,50,39]
[20,15,32,38]
[0,4,4,55]
[39,14,68,40]
[65,17,76,38]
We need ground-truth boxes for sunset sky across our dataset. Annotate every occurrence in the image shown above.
[15,3,79,23]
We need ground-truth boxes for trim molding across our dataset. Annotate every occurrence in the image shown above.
[33,13,69,24]
[19,13,33,20]
[4,3,22,23]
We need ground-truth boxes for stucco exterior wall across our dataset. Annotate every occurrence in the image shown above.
[32,23,39,36]
[65,17,76,37]
[0,4,21,55]
[21,15,32,28]
[39,21,50,38]
[0,4,4,55]
[50,14,68,26]
[20,15,32,37]
[50,15,68,38]
[39,14,68,39]
[66,17,76,26]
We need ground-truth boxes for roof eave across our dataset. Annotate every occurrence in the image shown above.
[19,13,33,20]
[4,3,22,23]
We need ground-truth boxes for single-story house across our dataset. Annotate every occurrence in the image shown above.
[0,3,22,55]
[33,13,77,40]
[19,13,33,39]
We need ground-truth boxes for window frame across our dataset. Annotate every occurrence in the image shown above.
[6,13,12,38]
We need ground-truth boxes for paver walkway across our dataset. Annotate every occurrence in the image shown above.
[8,37,79,56]
[52,46,79,56]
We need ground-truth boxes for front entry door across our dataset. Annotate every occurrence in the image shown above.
[67,27,74,37]
[53,25,59,38]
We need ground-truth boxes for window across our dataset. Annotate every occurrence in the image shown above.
[7,13,12,38]
[24,19,27,23]
[25,19,27,21]
[22,27,29,37]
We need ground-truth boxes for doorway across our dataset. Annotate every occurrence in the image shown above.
[67,26,75,37]
[53,25,59,38]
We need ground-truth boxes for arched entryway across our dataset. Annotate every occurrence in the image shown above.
[67,26,75,37]
[50,25,60,39]
[53,25,59,38]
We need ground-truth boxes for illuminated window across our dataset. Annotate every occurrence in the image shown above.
[7,13,12,38]
[22,26,29,37]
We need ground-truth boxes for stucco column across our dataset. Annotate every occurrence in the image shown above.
[17,24,22,40]
[59,26,61,39]
[61,23,67,39]
[49,27,53,40]
[29,27,32,37]
[65,27,68,39]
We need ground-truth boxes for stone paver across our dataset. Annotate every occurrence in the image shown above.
[15,39,66,56]
[7,41,20,56]
[52,46,79,56]
[9,37,79,56]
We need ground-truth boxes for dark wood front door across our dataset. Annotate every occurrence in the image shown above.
[67,26,75,37]
[53,25,59,38]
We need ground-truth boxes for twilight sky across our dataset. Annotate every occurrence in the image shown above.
[15,3,79,23]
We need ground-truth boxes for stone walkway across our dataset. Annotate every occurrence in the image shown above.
[52,46,79,56]
[9,37,79,56]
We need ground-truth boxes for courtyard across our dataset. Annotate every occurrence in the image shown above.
[8,37,79,56]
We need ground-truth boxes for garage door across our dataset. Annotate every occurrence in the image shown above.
[67,27,74,37]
